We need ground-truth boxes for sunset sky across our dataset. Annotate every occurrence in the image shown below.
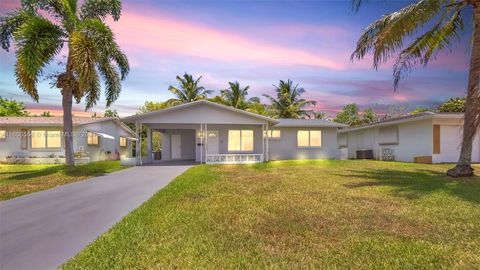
[0,0,472,117]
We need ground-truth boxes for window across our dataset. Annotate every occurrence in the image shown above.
[119,137,127,147]
[0,129,5,141]
[31,130,62,149]
[87,132,99,145]
[378,126,398,145]
[297,130,322,147]
[228,130,254,151]
[266,130,281,139]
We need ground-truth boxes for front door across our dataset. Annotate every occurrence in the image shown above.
[171,134,181,159]
[206,130,219,154]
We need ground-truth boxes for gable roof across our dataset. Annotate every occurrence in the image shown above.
[275,118,346,128]
[121,100,279,124]
[0,117,135,136]
[338,112,464,133]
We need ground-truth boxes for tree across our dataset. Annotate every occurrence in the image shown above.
[410,107,436,115]
[0,0,129,167]
[308,111,328,120]
[263,79,316,119]
[104,108,119,118]
[138,101,173,114]
[362,108,378,123]
[0,97,29,116]
[41,111,52,117]
[334,104,377,126]
[167,73,212,105]
[220,81,252,109]
[351,0,480,177]
[245,97,272,116]
[382,104,409,120]
[334,103,361,126]
[438,97,465,112]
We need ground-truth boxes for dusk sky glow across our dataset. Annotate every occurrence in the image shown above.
[0,0,472,117]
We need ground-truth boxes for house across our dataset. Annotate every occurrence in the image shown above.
[337,112,477,163]
[0,117,136,164]
[121,100,346,165]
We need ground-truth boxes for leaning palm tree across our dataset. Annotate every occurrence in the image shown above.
[221,81,250,109]
[351,0,480,177]
[167,73,212,105]
[0,0,129,167]
[263,80,316,119]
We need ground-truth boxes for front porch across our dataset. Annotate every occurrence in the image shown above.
[136,123,270,165]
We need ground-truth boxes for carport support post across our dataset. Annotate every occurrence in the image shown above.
[135,123,142,166]
[265,124,269,162]
[146,126,152,164]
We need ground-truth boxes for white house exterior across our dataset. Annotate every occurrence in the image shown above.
[338,112,477,163]
[0,117,135,164]
[122,100,346,165]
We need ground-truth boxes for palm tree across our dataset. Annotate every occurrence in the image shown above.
[0,0,129,167]
[221,81,250,109]
[308,111,328,120]
[167,73,212,105]
[263,79,316,119]
[351,0,480,177]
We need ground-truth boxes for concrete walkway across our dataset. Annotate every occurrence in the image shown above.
[0,164,193,270]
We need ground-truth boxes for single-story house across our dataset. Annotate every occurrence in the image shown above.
[121,100,346,165]
[0,117,135,164]
[337,112,477,163]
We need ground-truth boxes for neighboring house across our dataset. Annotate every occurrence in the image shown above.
[121,100,346,165]
[338,112,477,163]
[0,117,135,164]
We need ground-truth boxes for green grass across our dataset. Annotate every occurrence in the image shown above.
[0,161,130,200]
[62,160,480,269]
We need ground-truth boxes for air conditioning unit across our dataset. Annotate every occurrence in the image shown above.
[380,148,395,161]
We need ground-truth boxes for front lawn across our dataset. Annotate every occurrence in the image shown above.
[62,160,480,269]
[0,161,130,200]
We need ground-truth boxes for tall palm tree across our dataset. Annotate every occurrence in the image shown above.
[263,79,316,119]
[221,81,250,109]
[0,0,129,167]
[167,73,212,105]
[351,0,480,177]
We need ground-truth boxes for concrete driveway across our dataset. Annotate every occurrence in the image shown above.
[0,163,193,270]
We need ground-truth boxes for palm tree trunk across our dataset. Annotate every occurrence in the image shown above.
[63,85,74,167]
[447,3,480,177]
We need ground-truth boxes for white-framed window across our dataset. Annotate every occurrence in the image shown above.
[0,129,5,141]
[119,137,127,147]
[297,130,322,147]
[265,130,281,139]
[31,130,62,149]
[228,130,254,151]
[87,132,99,145]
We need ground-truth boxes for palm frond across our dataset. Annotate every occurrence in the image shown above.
[21,0,77,31]
[0,9,33,51]
[13,14,64,101]
[69,31,98,94]
[351,0,445,69]
[393,7,465,88]
[98,59,121,107]
[81,0,122,21]
[84,73,101,110]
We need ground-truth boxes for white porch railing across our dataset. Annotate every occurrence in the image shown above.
[205,154,264,164]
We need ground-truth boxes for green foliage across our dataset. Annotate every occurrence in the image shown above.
[351,0,468,89]
[263,79,316,119]
[411,107,436,114]
[221,81,251,109]
[104,109,119,118]
[0,97,29,116]
[138,101,174,114]
[0,0,129,109]
[168,73,212,105]
[308,111,328,120]
[40,111,52,117]
[334,103,378,126]
[438,97,465,112]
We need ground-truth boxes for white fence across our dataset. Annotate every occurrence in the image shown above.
[205,154,264,164]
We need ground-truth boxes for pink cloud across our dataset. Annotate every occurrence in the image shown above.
[108,12,344,70]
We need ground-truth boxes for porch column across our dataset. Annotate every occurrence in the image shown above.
[146,126,152,163]
[265,124,269,162]
[262,124,265,161]
[135,123,142,166]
